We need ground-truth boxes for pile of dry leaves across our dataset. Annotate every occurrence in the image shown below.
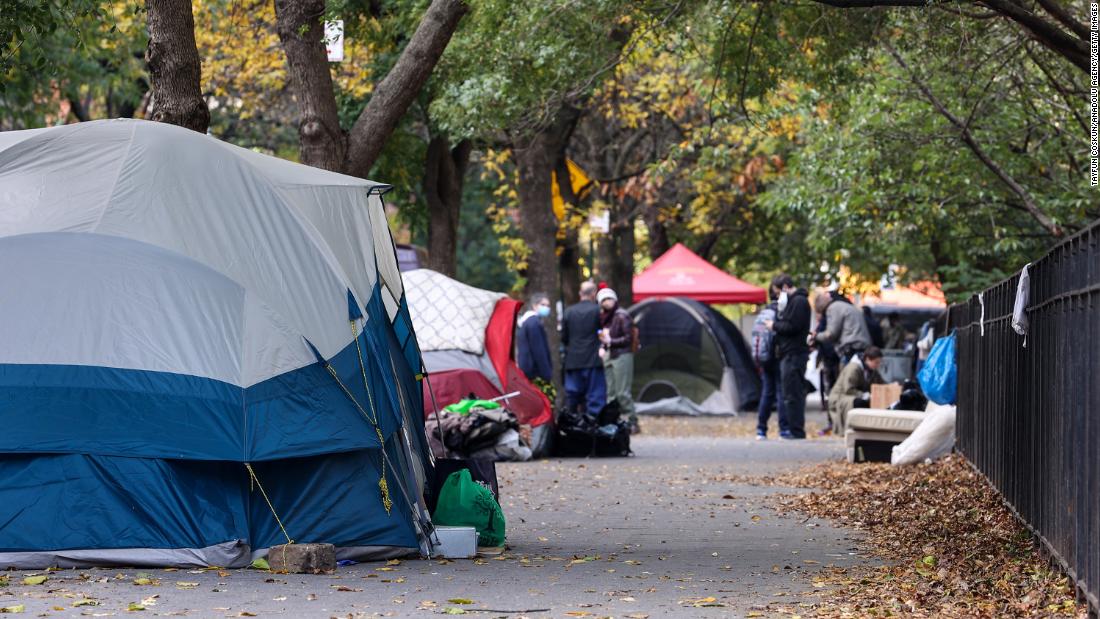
[759,455,1088,618]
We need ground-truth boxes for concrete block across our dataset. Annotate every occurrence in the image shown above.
[267,543,335,574]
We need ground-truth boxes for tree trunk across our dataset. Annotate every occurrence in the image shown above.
[514,105,581,393]
[644,201,670,260]
[343,0,468,177]
[145,0,209,133]
[600,198,636,304]
[423,135,471,277]
[274,0,346,171]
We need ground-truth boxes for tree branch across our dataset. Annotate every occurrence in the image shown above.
[811,0,1089,72]
[977,0,1088,71]
[1033,0,1090,39]
[885,42,1063,237]
[343,0,468,178]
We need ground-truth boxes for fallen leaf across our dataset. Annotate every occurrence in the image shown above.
[238,613,257,617]
[0,605,23,614]
[22,575,47,585]
[126,602,144,612]
[249,558,270,570]
[386,559,401,566]
[139,596,158,607]
[442,609,466,616]
[447,598,474,605]
[73,599,100,607]
[175,582,199,589]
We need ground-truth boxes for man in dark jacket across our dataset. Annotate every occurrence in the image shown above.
[764,273,811,439]
[561,281,607,418]
[517,292,553,383]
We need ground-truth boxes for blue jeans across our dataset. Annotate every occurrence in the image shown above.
[780,352,809,438]
[565,367,607,418]
[756,361,789,435]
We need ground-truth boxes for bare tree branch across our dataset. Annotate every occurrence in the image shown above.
[885,42,1063,237]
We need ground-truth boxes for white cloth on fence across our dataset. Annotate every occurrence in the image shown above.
[978,291,985,337]
[1011,263,1030,346]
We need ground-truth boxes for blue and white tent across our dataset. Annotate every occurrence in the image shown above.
[0,119,433,568]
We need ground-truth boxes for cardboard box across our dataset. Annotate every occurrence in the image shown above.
[870,383,903,409]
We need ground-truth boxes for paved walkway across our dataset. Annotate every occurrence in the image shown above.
[3,410,868,618]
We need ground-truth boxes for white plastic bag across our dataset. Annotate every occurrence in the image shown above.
[891,403,956,466]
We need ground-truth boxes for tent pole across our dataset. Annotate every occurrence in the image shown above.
[422,368,449,460]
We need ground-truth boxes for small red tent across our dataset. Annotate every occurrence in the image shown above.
[633,243,767,304]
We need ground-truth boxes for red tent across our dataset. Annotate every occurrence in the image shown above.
[633,243,767,304]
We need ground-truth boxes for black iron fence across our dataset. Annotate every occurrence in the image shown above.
[945,220,1099,612]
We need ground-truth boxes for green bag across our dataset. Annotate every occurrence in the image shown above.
[443,399,501,415]
[432,469,506,547]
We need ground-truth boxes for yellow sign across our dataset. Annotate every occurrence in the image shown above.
[550,159,592,220]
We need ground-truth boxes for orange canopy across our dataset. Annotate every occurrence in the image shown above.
[862,281,946,308]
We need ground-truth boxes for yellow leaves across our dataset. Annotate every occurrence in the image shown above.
[767,114,802,141]
[192,2,381,119]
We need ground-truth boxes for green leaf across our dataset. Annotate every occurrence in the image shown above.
[447,598,474,604]
[249,558,270,570]
[0,606,24,614]
[21,575,47,585]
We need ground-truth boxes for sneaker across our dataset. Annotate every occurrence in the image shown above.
[755,430,767,441]
[780,432,806,440]
[817,427,832,437]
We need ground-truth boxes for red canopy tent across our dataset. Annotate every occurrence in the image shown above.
[633,243,767,304]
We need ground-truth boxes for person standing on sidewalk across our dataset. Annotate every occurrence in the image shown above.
[752,289,788,440]
[597,287,637,432]
[517,292,555,401]
[561,281,607,418]
[764,274,811,439]
[810,291,872,366]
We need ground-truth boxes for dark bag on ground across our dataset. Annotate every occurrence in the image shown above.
[889,380,928,412]
[553,399,632,457]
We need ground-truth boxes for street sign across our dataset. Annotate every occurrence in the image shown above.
[325,20,344,62]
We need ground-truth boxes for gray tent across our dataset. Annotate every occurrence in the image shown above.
[629,297,761,415]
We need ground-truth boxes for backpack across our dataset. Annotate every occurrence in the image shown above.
[751,306,777,365]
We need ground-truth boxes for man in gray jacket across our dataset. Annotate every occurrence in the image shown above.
[811,292,872,363]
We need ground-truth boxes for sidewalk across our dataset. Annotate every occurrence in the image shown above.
[2,409,865,617]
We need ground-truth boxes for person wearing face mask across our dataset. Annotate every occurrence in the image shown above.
[763,273,812,439]
[517,292,554,384]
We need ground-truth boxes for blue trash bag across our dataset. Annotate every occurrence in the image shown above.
[918,333,957,405]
